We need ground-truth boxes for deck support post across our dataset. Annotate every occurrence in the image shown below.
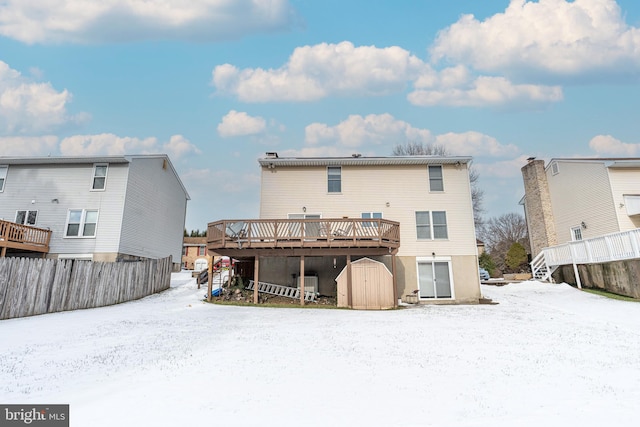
[0,247,6,258]
[206,258,213,302]
[346,254,353,308]
[299,255,305,306]
[391,254,398,308]
[253,256,260,304]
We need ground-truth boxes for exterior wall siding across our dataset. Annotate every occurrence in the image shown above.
[547,161,619,244]
[0,163,128,256]
[259,162,480,303]
[119,157,188,261]
[607,167,640,230]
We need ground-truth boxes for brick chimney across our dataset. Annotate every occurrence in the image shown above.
[521,159,557,256]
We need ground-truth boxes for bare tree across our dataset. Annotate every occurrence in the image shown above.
[478,213,530,272]
[392,141,484,227]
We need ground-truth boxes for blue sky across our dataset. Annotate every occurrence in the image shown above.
[1,0,640,231]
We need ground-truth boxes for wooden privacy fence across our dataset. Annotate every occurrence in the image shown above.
[0,256,172,320]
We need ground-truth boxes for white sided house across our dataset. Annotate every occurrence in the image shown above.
[521,158,640,288]
[0,155,189,268]
[207,154,481,307]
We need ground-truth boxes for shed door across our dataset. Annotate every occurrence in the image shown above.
[352,263,393,309]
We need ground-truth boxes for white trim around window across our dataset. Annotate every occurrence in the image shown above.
[0,165,7,192]
[65,209,99,238]
[428,165,444,192]
[15,210,38,226]
[327,166,341,193]
[91,164,108,191]
[416,257,455,300]
[415,211,448,240]
[570,226,583,241]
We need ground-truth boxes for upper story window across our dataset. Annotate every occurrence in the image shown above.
[65,209,99,238]
[0,165,7,192]
[16,210,38,226]
[182,246,187,256]
[328,166,341,193]
[198,246,206,256]
[91,164,108,190]
[429,166,444,191]
[416,211,448,240]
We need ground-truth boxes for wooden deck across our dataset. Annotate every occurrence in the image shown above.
[0,219,52,257]
[207,218,400,257]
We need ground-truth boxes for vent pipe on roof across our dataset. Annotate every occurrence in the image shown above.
[265,152,279,158]
[352,153,361,158]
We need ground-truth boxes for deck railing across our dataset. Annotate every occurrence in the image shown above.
[0,219,52,255]
[207,218,400,251]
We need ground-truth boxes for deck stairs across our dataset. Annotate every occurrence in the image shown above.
[247,280,317,302]
[530,251,556,282]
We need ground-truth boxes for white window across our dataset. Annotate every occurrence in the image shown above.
[571,226,583,241]
[15,210,38,226]
[91,164,108,190]
[327,166,341,193]
[417,259,453,299]
[0,165,7,192]
[65,209,99,238]
[361,212,382,227]
[429,165,443,191]
[551,162,559,175]
[415,211,448,240]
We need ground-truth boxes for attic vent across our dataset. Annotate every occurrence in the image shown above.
[551,161,559,175]
[265,152,279,159]
[162,159,168,170]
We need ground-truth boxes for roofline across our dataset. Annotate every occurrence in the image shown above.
[258,155,473,167]
[0,154,191,200]
[546,158,640,170]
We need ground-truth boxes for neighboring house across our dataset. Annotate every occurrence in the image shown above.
[521,158,640,287]
[208,153,481,306]
[182,237,212,271]
[521,158,640,256]
[0,155,189,268]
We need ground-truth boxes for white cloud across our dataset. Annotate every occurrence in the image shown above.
[409,74,563,107]
[212,41,426,102]
[0,135,58,156]
[0,61,85,134]
[59,133,198,159]
[430,0,640,77]
[305,114,432,148]
[435,131,520,157]
[162,134,201,158]
[477,155,533,178]
[304,114,519,159]
[0,0,295,44]
[589,134,640,156]
[217,110,267,137]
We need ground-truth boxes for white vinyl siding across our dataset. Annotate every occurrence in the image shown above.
[119,157,189,261]
[608,167,640,230]
[260,164,476,257]
[0,165,7,192]
[0,162,128,255]
[547,161,618,244]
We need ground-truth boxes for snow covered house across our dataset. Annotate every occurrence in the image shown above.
[0,155,189,269]
[207,153,481,307]
[521,158,640,286]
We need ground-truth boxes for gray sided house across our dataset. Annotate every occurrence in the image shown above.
[208,153,481,308]
[0,155,189,268]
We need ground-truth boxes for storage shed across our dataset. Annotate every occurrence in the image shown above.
[336,257,395,310]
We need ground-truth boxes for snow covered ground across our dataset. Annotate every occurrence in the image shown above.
[2,272,640,426]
